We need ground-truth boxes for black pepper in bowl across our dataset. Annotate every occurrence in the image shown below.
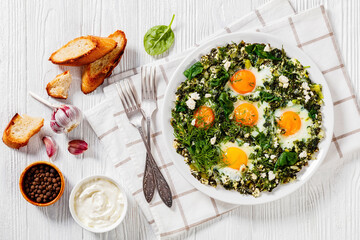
[22,164,62,204]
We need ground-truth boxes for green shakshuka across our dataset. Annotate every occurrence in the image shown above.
[171,41,324,197]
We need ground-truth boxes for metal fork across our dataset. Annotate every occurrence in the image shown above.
[141,66,157,203]
[116,79,172,208]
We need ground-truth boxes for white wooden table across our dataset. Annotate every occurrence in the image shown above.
[1,0,359,239]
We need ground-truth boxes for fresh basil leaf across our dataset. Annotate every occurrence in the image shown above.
[209,67,229,87]
[274,152,298,170]
[259,91,281,103]
[183,62,203,80]
[144,15,175,56]
[255,132,271,150]
[245,44,281,60]
[218,92,234,116]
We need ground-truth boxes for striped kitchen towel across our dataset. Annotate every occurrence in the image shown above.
[85,0,360,238]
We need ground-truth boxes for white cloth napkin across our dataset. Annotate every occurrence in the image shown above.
[85,0,360,238]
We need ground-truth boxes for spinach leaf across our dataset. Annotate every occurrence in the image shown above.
[245,44,281,60]
[218,92,234,116]
[144,15,175,56]
[183,62,203,80]
[175,102,186,112]
[259,91,281,103]
[274,152,298,170]
[210,67,229,87]
[255,132,271,150]
[308,108,317,120]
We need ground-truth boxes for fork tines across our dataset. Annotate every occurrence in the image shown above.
[116,79,141,113]
[141,66,157,100]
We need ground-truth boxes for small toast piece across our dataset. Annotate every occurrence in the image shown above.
[49,36,117,66]
[46,71,72,99]
[81,30,127,94]
[3,114,44,149]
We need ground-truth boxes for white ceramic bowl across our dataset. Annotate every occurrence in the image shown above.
[69,175,128,233]
[161,32,334,205]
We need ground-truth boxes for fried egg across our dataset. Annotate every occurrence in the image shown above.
[217,141,255,181]
[274,104,313,149]
[227,66,272,97]
[232,100,269,132]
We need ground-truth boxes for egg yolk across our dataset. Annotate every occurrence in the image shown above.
[193,106,215,129]
[278,111,301,136]
[234,103,259,126]
[230,69,256,94]
[223,147,248,170]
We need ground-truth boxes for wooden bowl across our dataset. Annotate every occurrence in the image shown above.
[19,161,65,207]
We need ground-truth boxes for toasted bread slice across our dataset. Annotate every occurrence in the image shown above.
[3,114,44,149]
[49,36,117,66]
[81,30,127,94]
[46,71,72,99]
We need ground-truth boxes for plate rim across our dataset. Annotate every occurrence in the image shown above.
[161,32,334,205]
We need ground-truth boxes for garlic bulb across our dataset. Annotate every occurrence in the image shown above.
[50,105,82,133]
[29,91,82,134]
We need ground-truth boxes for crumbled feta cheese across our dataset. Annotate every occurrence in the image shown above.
[264,154,269,158]
[301,82,310,90]
[189,92,200,100]
[279,75,289,88]
[210,136,216,145]
[186,98,196,110]
[274,141,279,147]
[173,140,179,149]
[251,173,257,180]
[244,133,250,138]
[251,131,259,137]
[270,155,276,160]
[205,93,211,98]
[253,188,260,197]
[299,151,307,158]
[264,44,271,52]
[253,91,260,98]
[260,173,267,178]
[200,78,205,84]
[304,94,311,103]
[191,118,196,126]
[268,171,276,181]
[210,73,217,79]
[223,60,231,71]
[243,143,249,147]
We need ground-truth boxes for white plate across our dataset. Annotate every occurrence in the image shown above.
[161,32,334,205]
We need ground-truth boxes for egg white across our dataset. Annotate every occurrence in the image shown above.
[274,104,313,149]
[226,66,272,97]
[232,100,270,133]
[216,141,254,181]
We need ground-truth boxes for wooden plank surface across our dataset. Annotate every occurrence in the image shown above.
[0,0,359,239]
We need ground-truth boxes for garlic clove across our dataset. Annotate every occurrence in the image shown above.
[68,140,88,155]
[42,136,58,161]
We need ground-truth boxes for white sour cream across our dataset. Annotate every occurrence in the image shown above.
[74,178,125,229]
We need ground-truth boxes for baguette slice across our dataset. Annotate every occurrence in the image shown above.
[46,71,72,99]
[81,30,127,94]
[49,36,117,66]
[3,114,44,149]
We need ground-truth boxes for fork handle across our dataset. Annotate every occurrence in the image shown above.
[137,126,173,208]
[143,118,156,203]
